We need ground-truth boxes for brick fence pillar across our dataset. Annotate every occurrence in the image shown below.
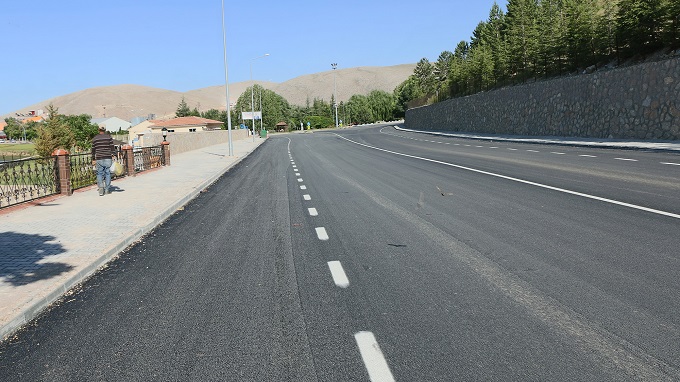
[52,149,72,196]
[162,141,171,166]
[121,145,135,177]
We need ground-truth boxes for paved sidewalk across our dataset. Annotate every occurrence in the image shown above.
[0,137,265,340]
[395,126,680,152]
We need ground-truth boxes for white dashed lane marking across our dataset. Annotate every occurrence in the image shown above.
[661,162,680,166]
[327,261,349,288]
[303,194,311,201]
[551,152,565,155]
[354,332,395,382]
[297,179,303,182]
[579,155,597,158]
[315,227,329,240]
[615,158,638,162]
[308,208,318,216]
[300,185,307,190]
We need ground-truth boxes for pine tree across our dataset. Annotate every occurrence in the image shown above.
[175,97,191,117]
[504,0,540,81]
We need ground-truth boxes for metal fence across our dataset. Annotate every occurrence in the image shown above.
[1,145,165,209]
[0,154,59,208]
[69,150,126,191]
[134,146,164,172]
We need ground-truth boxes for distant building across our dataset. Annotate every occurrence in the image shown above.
[91,117,132,133]
[128,116,224,147]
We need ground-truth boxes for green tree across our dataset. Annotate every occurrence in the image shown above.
[34,104,75,157]
[175,97,191,117]
[433,51,454,100]
[661,0,680,49]
[504,0,540,81]
[393,76,424,117]
[413,58,436,95]
[346,94,374,124]
[3,118,24,140]
[484,3,508,84]
[201,108,221,121]
[63,114,99,151]
[616,0,665,57]
[234,85,292,130]
[367,90,395,122]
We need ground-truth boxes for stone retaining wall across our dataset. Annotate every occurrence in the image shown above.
[143,129,250,155]
[405,57,680,140]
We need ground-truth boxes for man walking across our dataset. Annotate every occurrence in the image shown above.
[91,126,115,196]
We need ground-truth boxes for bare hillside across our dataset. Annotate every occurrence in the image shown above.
[3,64,415,121]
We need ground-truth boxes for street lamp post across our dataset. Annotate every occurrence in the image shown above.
[259,88,263,133]
[251,54,269,142]
[331,63,339,128]
[221,0,234,156]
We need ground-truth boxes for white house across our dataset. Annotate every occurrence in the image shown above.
[91,117,132,133]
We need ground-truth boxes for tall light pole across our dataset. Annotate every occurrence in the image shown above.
[259,88,264,133]
[251,53,269,142]
[221,0,233,156]
[331,63,339,128]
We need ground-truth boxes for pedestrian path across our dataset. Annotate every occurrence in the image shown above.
[0,138,265,340]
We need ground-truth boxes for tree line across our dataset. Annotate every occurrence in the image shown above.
[176,86,402,131]
[3,104,101,157]
[394,0,680,110]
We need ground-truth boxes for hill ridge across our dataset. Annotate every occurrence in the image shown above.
[3,64,415,121]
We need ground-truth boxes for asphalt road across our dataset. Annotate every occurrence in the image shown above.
[1,125,679,381]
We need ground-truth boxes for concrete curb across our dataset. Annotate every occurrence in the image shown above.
[0,140,265,341]
[394,126,680,153]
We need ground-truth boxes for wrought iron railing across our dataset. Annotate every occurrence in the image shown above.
[70,149,127,190]
[0,154,59,208]
[134,146,164,172]
[70,152,96,190]
[1,145,165,209]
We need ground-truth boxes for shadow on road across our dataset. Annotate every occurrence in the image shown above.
[0,232,73,286]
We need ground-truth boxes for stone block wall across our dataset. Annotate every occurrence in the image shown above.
[143,129,250,155]
[405,57,680,140]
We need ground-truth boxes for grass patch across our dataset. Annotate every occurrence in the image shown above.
[0,143,36,157]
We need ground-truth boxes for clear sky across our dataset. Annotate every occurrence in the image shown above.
[1,0,505,116]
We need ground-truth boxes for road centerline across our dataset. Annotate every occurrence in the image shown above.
[327,261,349,288]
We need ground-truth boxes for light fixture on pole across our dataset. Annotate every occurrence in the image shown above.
[221,0,233,156]
[250,53,270,142]
[331,63,339,128]
[162,127,168,142]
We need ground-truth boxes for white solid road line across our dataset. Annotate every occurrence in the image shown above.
[315,227,329,240]
[303,194,311,200]
[335,134,680,220]
[354,331,395,382]
[327,261,349,288]
[308,208,318,216]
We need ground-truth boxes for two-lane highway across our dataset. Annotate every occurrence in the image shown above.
[1,125,679,381]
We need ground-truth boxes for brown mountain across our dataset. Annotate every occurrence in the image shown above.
[5,64,415,121]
